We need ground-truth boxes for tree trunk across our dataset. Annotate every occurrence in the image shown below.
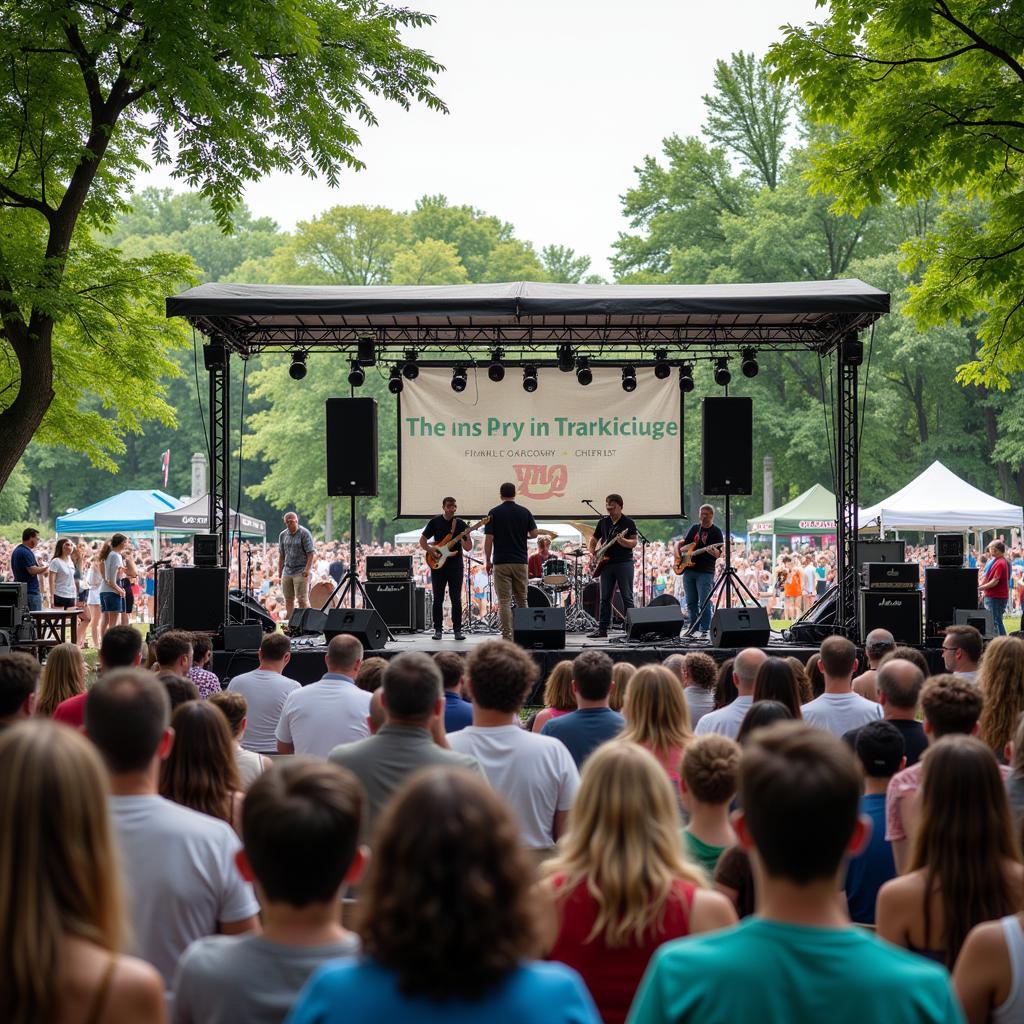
[37,484,50,524]
[0,323,55,491]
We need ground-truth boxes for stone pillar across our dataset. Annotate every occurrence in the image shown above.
[191,452,208,499]
[763,455,774,515]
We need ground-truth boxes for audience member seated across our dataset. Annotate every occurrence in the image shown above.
[942,624,984,682]
[610,661,635,713]
[712,657,737,710]
[751,657,803,719]
[53,625,142,727]
[543,743,736,1024]
[629,722,962,1024]
[735,699,793,747]
[276,634,370,757]
[154,630,194,678]
[449,640,579,853]
[209,691,272,789]
[0,721,165,1023]
[877,736,1024,969]
[682,653,717,728]
[854,628,896,703]
[173,759,366,1024]
[880,644,931,678]
[695,648,767,739]
[531,660,576,733]
[801,636,882,736]
[85,669,259,991]
[35,642,86,718]
[804,652,826,700]
[681,735,741,878]
[784,656,813,704]
[1007,715,1024,835]
[354,656,387,695]
[158,671,200,711]
[187,634,222,699]
[978,636,1024,765]
[226,632,299,755]
[844,720,903,926]
[844,658,926,766]
[433,651,472,732]
[287,768,601,1023]
[366,688,386,734]
[329,652,483,840]
[618,665,693,788]
[542,650,624,768]
[0,652,38,730]
[853,673,879,703]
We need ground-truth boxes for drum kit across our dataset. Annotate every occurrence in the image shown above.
[525,549,603,632]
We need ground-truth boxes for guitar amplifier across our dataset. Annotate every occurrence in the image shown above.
[365,555,413,581]
[864,562,918,590]
[365,581,415,631]
[860,589,922,645]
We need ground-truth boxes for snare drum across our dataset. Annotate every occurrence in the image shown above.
[541,557,568,588]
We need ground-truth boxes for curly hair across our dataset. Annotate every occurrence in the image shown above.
[466,640,539,713]
[978,637,1024,756]
[921,674,984,738]
[357,768,539,1000]
[683,652,717,691]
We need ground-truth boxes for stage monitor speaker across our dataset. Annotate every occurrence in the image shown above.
[228,590,277,633]
[288,608,327,635]
[513,607,566,649]
[157,567,228,631]
[220,623,263,651]
[788,585,840,645]
[861,589,922,645]
[702,397,752,496]
[324,607,388,651]
[625,605,683,641]
[936,533,965,567]
[365,581,414,631]
[710,605,771,647]
[649,593,681,608]
[326,397,378,497]
[925,567,980,636]
[955,607,994,638]
[193,533,219,566]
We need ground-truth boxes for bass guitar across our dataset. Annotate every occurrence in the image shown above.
[426,516,491,571]
[589,528,630,578]
[673,541,723,575]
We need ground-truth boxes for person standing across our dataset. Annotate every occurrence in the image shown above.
[10,527,47,612]
[676,505,723,635]
[117,538,139,628]
[278,512,315,620]
[419,496,472,642]
[48,538,80,644]
[587,494,637,640]
[483,482,544,643]
[97,534,130,638]
[980,539,1011,636]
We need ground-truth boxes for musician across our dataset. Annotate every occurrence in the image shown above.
[528,536,552,579]
[677,503,723,634]
[484,482,542,642]
[587,494,638,639]
[420,496,472,641]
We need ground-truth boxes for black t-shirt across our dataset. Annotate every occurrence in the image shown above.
[422,515,468,546]
[484,502,537,564]
[595,515,637,563]
[843,718,928,768]
[328,560,345,583]
[683,523,724,574]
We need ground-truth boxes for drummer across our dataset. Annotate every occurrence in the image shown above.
[528,536,552,579]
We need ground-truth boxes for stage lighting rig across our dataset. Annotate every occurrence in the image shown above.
[522,365,539,393]
[654,350,671,380]
[557,344,575,373]
[679,364,695,393]
[488,349,505,382]
[621,365,637,393]
[388,365,403,394]
[288,351,307,381]
[714,358,731,387]
[575,356,592,386]
[741,348,759,378]
[451,366,468,393]
[402,350,419,380]
[348,360,365,388]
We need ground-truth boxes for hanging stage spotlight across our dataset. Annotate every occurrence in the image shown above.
[288,351,307,381]
[402,349,419,380]
[348,360,365,388]
[488,348,505,383]
[451,366,468,393]
[621,365,637,393]
[388,365,404,395]
[654,350,671,380]
[557,344,575,373]
[522,365,539,393]
[741,347,759,378]
[575,356,592,386]
[679,364,695,393]
[714,358,731,387]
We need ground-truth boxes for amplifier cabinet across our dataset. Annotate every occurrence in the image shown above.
[364,581,415,631]
[860,589,922,646]
[864,562,918,590]
[365,555,413,582]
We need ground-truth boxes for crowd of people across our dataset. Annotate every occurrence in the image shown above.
[5,616,1024,1022]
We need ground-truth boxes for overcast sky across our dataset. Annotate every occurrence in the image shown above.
[136,0,820,279]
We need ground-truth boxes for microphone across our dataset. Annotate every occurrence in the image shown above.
[580,498,591,503]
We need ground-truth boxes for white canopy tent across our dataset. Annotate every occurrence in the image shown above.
[394,522,584,546]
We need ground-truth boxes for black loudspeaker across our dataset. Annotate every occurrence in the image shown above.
[193,533,219,566]
[936,533,965,567]
[324,607,388,651]
[513,607,566,649]
[288,608,327,635]
[856,540,906,572]
[710,605,771,647]
[326,397,378,496]
[955,607,994,638]
[860,590,922,645]
[365,581,414,631]
[220,623,263,651]
[649,593,681,608]
[157,567,228,631]
[625,605,683,641]
[702,396,752,495]
[788,585,840,645]
[925,567,980,636]
[228,589,277,633]
[414,588,427,632]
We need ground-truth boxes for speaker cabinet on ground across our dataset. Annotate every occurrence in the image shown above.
[710,605,771,647]
[624,605,683,641]
[157,567,229,632]
[513,607,566,649]
[323,607,388,651]
[702,397,753,496]
[326,397,378,497]
[365,581,415,631]
[925,567,980,636]
[860,589,922,645]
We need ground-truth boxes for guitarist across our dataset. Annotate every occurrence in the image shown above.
[676,504,723,634]
[420,496,473,641]
[587,493,638,639]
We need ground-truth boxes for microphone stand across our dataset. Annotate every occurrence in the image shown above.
[634,525,650,606]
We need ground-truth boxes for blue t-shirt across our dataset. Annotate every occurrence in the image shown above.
[444,691,473,733]
[541,707,625,769]
[843,793,896,925]
[11,543,39,594]
[286,958,600,1024]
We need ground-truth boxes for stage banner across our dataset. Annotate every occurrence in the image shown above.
[397,367,682,518]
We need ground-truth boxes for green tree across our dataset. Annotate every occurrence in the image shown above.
[409,195,510,281]
[390,238,468,285]
[541,245,591,283]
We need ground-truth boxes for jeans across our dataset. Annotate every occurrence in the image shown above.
[683,570,715,632]
[599,561,635,631]
[431,561,463,632]
[492,563,528,641]
[26,591,42,612]
[986,596,1008,636]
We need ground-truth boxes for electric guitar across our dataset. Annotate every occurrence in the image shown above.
[425,516,491,571]
[588,528,631,578]
[673,541,723,575]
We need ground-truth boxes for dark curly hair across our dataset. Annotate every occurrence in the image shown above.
[465,639,538,713]
[357,767,539,1000]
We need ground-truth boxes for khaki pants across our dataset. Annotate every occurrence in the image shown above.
[493,563,528,641]
[281,573,309,613]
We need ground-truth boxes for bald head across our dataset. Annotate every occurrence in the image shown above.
[865,629,895,667]
[733,647,768,695]
[878,657,924,715]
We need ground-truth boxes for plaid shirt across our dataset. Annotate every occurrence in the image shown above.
[188,665,222,700]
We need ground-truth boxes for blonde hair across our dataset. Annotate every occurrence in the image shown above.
[542,660,576,712]
[620,664,692,761]
[35,643,86,718]
[610,661,635,713]
[0,722,124,1023]
[978,636,1024,757]
[543,742,706,948]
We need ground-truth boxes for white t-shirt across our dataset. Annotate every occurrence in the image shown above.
[693,695,753,740]
[99,550,123,593]
[448,725,580,849]
[228,668,301,753]
[802,691,883,736]
[801,564,816,595]
[275,674,371,757]
[110,795,259,990]
[49,556,78,600]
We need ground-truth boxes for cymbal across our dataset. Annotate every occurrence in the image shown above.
[564,549,586,558]
[566,519,596,540]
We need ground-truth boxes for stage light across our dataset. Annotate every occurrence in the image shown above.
[714,358,731,387]
[402,349,419,380]
[576,356,592,386]
[348,360,365,388]
[523,365,539,393]
[451,366,468,393]
[488,348,505,382]
[621,365,637,393]
[288,351,307,381]
[741,348,759,378]
[388,365,403,394]
[557,344,575,373]
[679,364,695,393]
[654,350,671,379]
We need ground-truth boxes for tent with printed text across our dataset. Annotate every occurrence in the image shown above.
[747,484,840,538]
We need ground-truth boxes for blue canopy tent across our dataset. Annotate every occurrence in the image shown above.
[55,490,182,557]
